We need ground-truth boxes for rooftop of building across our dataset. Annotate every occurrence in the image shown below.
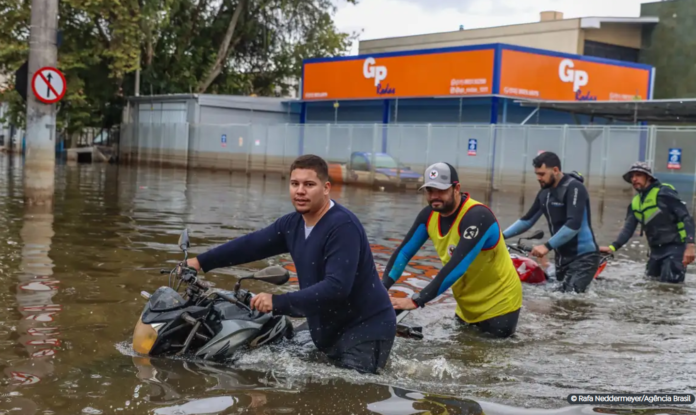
[359,11,660,44]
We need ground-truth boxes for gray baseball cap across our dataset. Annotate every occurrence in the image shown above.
[419,162,460,191]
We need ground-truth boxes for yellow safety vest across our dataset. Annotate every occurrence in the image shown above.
[426,195,523,323]
[631,183,686,243]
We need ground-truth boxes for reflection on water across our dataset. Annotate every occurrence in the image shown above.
[0,155,696,414]
[132,357,486,415]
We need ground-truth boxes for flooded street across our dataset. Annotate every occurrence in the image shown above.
[1,154,695,414]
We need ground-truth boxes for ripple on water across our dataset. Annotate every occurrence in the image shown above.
[4,161,696,413]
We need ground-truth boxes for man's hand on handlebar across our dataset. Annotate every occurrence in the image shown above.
[186,258,201,271]
[170,260,212,290]
[599,246,614,254]
[250,293,273,313]
[530,244,549,258]
[174,258,200,278]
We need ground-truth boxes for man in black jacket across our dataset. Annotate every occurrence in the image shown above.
[502,151,600,293]
[600,162,696,283]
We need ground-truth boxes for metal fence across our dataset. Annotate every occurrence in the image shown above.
[118,122,696,193]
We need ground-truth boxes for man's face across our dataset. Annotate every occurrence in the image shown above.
[290,168,329,214]
[630,172,650,191]
[535,164,559,189]
[425,184,459,213]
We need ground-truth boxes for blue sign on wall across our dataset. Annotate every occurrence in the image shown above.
[221,134,227,148]
[668,148,681,170]
[468,138,477,156]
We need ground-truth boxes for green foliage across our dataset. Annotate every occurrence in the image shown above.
[0,0,358,132]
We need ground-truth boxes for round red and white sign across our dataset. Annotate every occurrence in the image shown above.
[31,66,66,104]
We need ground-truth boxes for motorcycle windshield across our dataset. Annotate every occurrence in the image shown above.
[147,287,187,312]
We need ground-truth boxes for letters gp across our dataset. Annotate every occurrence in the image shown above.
[363,57,387,87]
[558,59,588,92]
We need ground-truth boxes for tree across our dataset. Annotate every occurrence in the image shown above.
[0,0,358,133]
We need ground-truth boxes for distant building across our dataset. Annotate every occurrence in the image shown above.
[640,0,696,98]
[359,11,658,64]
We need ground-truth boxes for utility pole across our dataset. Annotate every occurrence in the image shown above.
[24,0,59,207]
[135,60,141,96]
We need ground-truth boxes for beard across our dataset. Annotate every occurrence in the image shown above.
[539,175,556,189]
[430,197,457,213]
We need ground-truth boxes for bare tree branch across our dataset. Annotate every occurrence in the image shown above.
[197,0,247,93]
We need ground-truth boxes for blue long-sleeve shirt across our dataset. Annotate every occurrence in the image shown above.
[381,199,502,306]
[502,174,598,265]
[196,201,396,353]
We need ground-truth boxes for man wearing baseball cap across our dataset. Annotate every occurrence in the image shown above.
[382,162,523,338]
[599,161,695,283]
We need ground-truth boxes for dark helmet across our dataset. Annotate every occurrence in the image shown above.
[568,171,584,183]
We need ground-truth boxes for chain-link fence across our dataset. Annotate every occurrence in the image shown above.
[119,122,694,192]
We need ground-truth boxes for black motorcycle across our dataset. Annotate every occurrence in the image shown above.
[132,229,295,361]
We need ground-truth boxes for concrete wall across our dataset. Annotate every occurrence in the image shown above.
[137,101,190,124]
[640,0,696,99]
[197,95,299,124]
[199,106,296,124]
[584,23,643,49]
[127,95,301,126]
[359,19,583,55]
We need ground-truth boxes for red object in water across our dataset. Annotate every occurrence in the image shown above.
[594,257,608,279]
[510,254,547,284]
[511,254,609,284]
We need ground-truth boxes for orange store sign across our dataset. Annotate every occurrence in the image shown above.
[302,48,496,100]
[498,49,651,101]
[301,44,653,102]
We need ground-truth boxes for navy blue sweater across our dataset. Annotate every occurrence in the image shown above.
[196,201,396,353]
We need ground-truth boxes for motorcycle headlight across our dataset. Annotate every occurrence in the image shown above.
[132,318,162,355]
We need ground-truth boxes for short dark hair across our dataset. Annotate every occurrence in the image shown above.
[533,151,561,170]
[290,154,329,182]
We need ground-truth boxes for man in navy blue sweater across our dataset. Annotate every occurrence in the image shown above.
[184,155,397,374]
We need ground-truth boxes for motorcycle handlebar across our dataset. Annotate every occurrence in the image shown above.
[193,278,210,290]
[600,251,614,260]
[162,265,211,290]
[507,244,531,254]
[508,244,614,262]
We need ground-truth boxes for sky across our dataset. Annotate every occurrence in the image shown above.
[333,0,652,54]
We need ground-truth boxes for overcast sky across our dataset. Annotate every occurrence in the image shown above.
[334,0,651,54]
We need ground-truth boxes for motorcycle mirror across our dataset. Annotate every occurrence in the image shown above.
[524,230,544,240]
[252,266,290,286]
[178,229,190,252]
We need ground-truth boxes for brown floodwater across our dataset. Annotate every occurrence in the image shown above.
[1,154,695,415]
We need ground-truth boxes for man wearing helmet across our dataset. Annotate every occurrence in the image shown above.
[599,162,696,283]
